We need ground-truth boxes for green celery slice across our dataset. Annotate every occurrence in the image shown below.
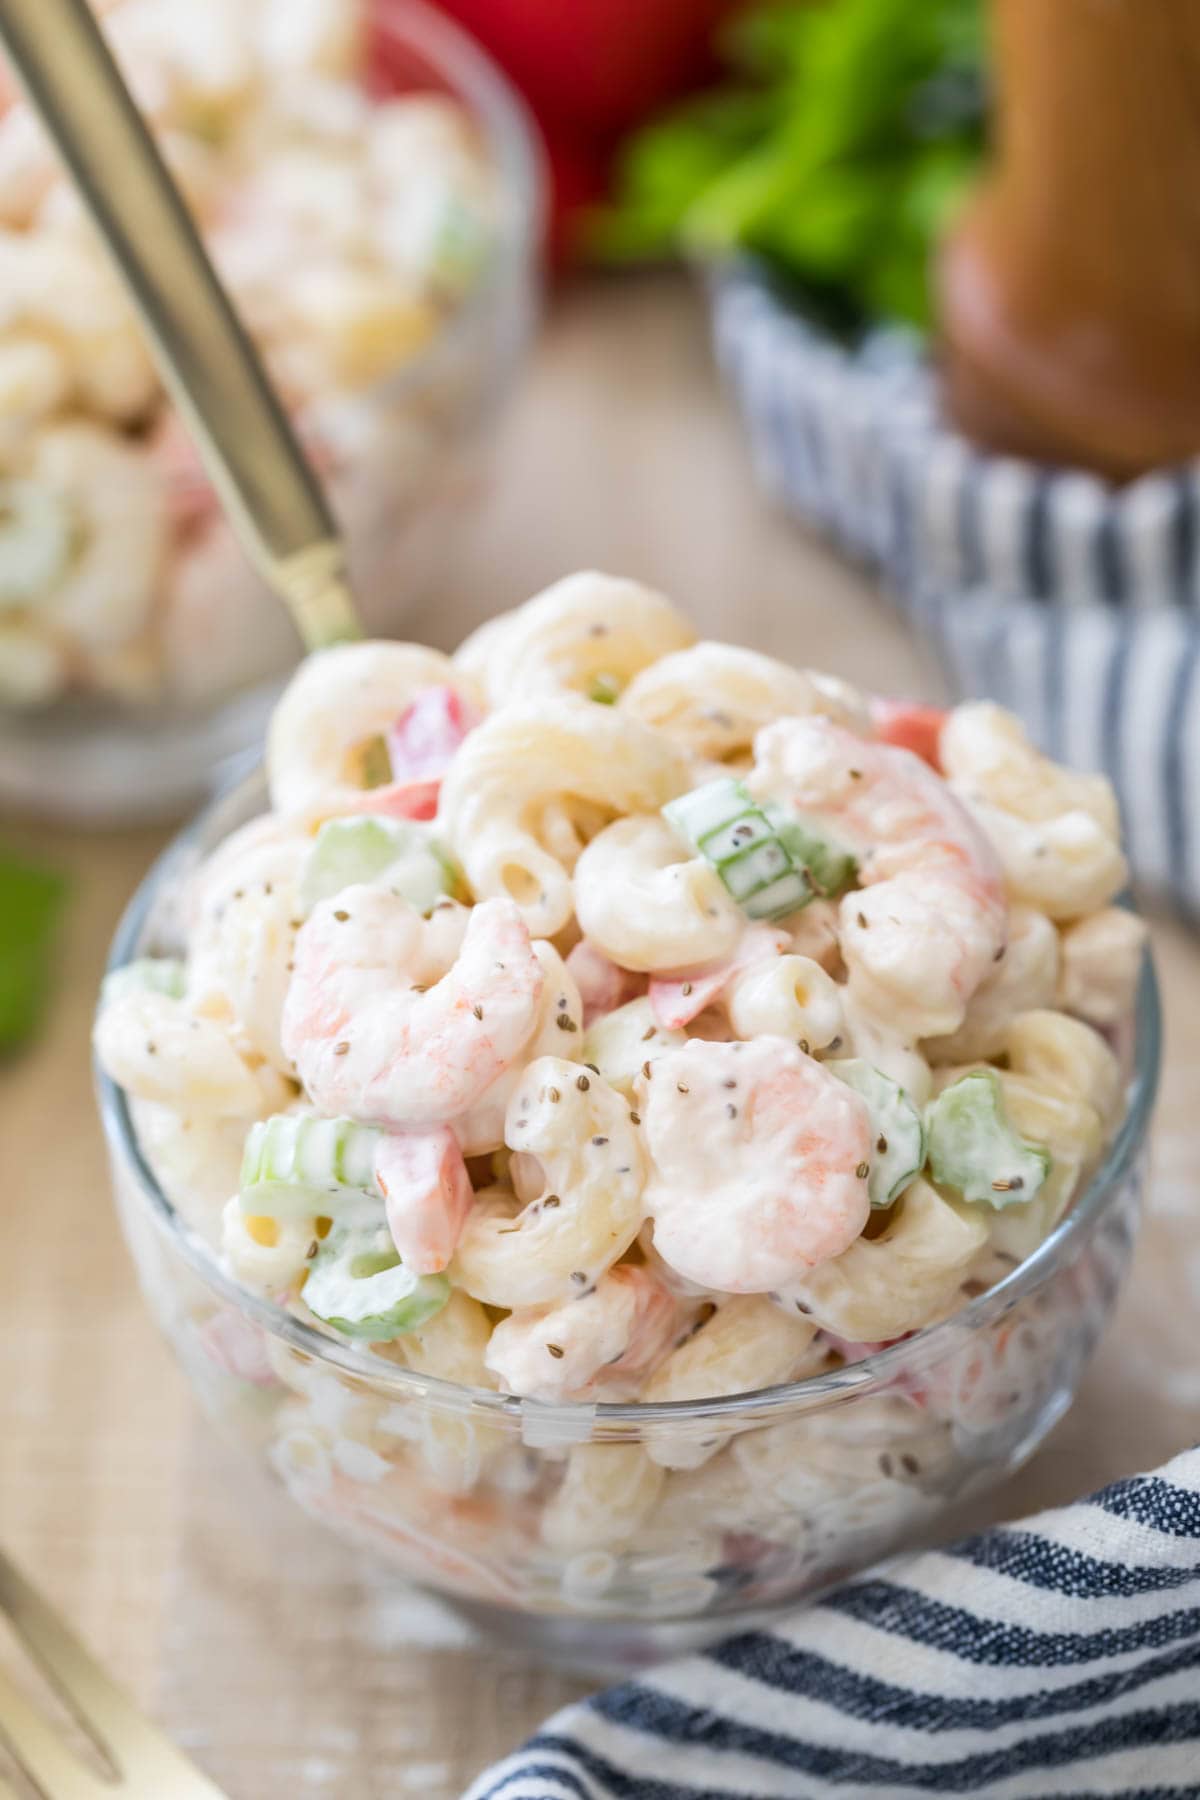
[663,776,815,920]
[765,806,858,898]
[240,1114,384,1221]
[926,1070,1050,1209]
[829,1057,925,1207]
[299,816,459,918]
[303,1217,450,1341]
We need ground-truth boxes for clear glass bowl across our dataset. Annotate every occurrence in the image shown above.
[0,0,543,826]
[97,771,1161,1669]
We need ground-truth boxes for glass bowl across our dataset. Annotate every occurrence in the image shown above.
[0,0,543,826]
[97,770,1161,1669]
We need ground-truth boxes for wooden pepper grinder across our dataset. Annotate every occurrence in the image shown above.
[938,0,1200,483]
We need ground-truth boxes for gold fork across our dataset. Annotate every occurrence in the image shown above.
[0,1548,228,1798]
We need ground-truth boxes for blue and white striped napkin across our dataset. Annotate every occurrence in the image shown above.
[466,1446,1200,1798]
[710,266,1200,921]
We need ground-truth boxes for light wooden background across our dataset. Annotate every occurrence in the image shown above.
[1,275,1196,1799]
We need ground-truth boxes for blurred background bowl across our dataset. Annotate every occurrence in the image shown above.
[0,0,543,826]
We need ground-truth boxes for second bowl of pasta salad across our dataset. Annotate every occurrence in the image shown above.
[96,572,1158,1664]
[0,0,541,822]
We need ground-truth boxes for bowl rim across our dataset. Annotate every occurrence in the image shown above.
[97,762,1162,1427]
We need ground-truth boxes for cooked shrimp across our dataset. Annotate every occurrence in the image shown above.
[453,941,583,1157]
[485,1264,679,1402]
[753,716,1007,1038]
[281,890,544,1128]
[637,1037,872,1294]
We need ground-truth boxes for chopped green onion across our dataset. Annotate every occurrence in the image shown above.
[829,1058,925,1207]
[926,1070,1050,1209]
[588,673,621,704]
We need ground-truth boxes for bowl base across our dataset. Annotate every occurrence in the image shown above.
[444,1591,814,1677]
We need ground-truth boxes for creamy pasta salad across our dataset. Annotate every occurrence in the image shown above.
[96,573,1146,1411]
[0,0,500,708]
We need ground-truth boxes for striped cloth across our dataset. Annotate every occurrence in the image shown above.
[709,267,1200,919]
[465,1447,1200,1799]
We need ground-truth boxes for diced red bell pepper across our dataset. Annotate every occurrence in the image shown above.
[377,1125,474,1275]
[353,778,442,823]
[648,925,790,1030]
[870,698,949,770]
[386,685,482,784]
[565,940,645,1026]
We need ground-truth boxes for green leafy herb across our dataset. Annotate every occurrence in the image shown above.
[590,0,986,333]
[0,848,67,1052]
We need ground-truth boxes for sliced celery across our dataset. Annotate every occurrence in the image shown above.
[299,816,459,917]
[663,776,814,920]
[926,1070,1050,1209]
[829,1058,925,1207]
[303,1217,450,1341]
[240,1114,383,1221]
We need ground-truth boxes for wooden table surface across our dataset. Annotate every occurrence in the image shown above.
[1,274,1196,1800]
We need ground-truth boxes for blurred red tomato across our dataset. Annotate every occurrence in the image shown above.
[430,0,737,137]
[367,0,739,263]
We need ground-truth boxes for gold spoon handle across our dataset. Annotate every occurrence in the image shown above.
[0,0,361,650]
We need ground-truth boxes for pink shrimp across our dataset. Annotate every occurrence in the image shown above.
[648,924,790,1031]
[281,890,545,1129]
[484,1265,680,1402]
[565,939,645,1026]
[376,1126,474,1275]
[637,1037,872,1294]
[755,715,1006,1038]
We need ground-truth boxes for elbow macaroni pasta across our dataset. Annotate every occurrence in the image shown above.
[780,1178,991,1341]
[451,1057,645,1307]
[924,906,1059,1065]
[724,953,844,1051]
[268,639,480,816]
[642,1298,819,1470]
[95,567,1142,1554]
[574,816,742,972]
[454,571,695,706]
[437,696,692,937]
[621,640,865,763]
[1056,907,1148,1026]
